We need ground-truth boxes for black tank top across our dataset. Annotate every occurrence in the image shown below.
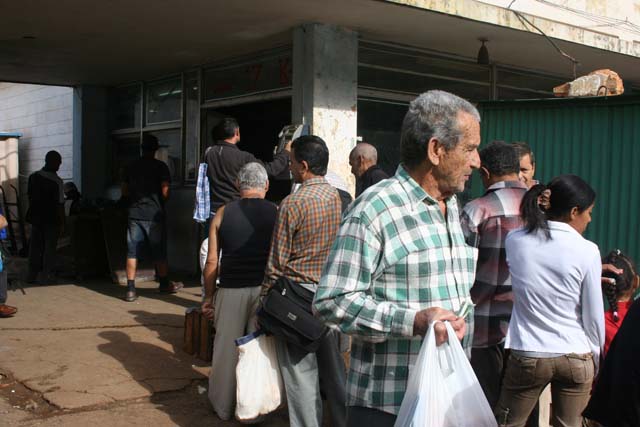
[218,198,277,288]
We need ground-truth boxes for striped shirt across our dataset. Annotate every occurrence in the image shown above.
[314,165,477,414]
[460,180,527,348]
[263,177,341,287]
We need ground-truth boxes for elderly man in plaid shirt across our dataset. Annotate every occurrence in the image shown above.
[459,140,527,410]
[314,90,481,426]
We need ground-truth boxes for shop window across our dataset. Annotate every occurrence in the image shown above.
[110,85,142,130]
[145,129,183,183]
[146,77,182,124]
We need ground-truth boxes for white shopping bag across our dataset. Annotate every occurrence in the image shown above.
[235,331,285,423]
[395,321,497,427]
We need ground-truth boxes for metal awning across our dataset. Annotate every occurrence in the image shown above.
[2,0,639,87]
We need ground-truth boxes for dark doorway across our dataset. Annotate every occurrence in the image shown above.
[202,97,292,203]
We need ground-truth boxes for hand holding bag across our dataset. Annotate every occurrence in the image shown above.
[235,331,285,423]
[395,321,497,427]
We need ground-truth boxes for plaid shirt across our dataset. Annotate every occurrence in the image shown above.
[314,165,477,415]
[460,180,527,348]
[263,177,341,287]
[193,162,210,223]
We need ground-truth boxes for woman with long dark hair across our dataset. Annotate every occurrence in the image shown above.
[494,175,605,427]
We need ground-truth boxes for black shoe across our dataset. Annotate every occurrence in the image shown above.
[159,281,184,294]
[125,290,137,302]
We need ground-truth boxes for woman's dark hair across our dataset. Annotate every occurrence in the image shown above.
[291,135,329,176]
[212,117,239,140]
[520,174,596,239]
[602,249,638,322]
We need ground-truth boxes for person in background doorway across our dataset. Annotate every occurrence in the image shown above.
[26,150,65,284]
[122,134,182,302]
[349,142,388,197]
[512,141,537,189]
[198,117,292,295]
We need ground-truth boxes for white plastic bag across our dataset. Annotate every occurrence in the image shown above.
[235,331,285,423]
[395,321,497,427]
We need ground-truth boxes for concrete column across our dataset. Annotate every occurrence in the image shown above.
[292,23,358,193]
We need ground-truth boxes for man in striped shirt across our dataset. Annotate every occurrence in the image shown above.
[263,135,346,427]
[314,90,481,426]
[460,140,527,410]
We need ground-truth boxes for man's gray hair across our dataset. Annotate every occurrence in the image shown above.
[400,90,480,169]
[237,162,268,191]
[350,142,378,163]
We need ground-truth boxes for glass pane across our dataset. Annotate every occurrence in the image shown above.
[111,133,140,184]
[146,129,182,183]
[146,78,182,124]
[359,65,491,102]
[203,52,292,101]
[184,72,199,181]
[110,85,141,130]
[359,44,490,85]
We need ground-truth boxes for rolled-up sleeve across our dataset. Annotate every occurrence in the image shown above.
[581,246,604,373]
[313,216,416,341]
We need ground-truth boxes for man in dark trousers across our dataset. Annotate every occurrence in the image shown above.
[122,134,182,302]
[349,142,388,197]
[26,150,65,284]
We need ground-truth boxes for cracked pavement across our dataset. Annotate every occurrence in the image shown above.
[0,278,290,426]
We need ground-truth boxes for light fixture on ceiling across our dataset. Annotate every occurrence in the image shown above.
[477,38,490,65]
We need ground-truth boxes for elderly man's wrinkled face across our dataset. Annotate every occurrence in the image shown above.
[349,154,365,177]
[434,112,481,197]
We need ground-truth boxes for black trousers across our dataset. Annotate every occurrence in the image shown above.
[28,223,59,278]
[347,406,397,427]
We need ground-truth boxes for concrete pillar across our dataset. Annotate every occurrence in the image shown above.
[292,23,358,193]
[78,86,109,198]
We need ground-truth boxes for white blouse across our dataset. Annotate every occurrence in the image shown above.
[504,221,604,371]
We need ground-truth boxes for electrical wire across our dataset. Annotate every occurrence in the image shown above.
[504,2,579,78]
[532,0,640,36]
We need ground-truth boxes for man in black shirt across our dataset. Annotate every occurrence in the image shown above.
[205,117,291,214]
[26,150,65,284]
[349,142,389,197]
[122,135,182,302]
[201,162,278,420]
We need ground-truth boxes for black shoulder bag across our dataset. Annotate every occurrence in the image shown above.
[257,276,328,353]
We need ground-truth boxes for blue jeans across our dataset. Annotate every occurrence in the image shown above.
[126,219,166,261]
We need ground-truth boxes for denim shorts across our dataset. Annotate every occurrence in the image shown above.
[126,219,167,261]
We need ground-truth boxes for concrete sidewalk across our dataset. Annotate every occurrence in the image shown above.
[0,276,289,426]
